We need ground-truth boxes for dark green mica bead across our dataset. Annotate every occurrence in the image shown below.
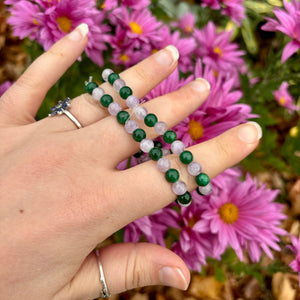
[120,86,132,99]
[144,113,158,127]
[179,151,193,164]
[100,94,113,108]
[177,191,192,207]
[154,140,163,148]
[132,128,146,142]
[116,111,130,125]
[133,150,144,158]
[163,130,177,144]
[84,82,98,94]
[108,73,120,85]
[195,173,210,187]
[165,168,179,183]
[149,147,163,161]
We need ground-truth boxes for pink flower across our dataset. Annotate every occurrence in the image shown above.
[196,173,287,262]
[121,0,150,10]
[262,0,300,63]
[288,235,300,285]
[0,81,12,97]
[273,81,298,114]
[172,12,196,34]
[201,0,221,10]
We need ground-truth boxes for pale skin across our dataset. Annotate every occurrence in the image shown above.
[0,24,262,299]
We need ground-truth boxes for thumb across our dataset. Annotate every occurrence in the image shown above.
[56,243,190,300]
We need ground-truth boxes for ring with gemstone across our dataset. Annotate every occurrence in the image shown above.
[49,97,82,129]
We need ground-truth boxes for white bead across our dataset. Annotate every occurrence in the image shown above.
[154,121,168,135]
[108,102,122,116]
[172,181,187,195]
[140,139,154,153]
[157,157,171,172]
[126,95,140,108]
[113,78,126,92]
[134,106,148,120]
[188,161,202,176]
[92,87,104,101]
[198,182,213,195]
[102,69,113,81]
[171,140,185,154]
[125,120,138,134]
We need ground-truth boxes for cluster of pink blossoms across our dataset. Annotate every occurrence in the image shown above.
[5,0,296,278]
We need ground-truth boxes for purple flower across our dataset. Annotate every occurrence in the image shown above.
[0,81,12,97]
[273,81,298,114]
[196,173,287,262]
[121,0,150,10]
[172,12,196,34]
[201,0,221,10]
[194,22,245,77]
[288,235,300,285]
[262,0,300,63]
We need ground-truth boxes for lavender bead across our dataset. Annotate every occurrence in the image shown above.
[134,106,148,120]
[188,161,202,176]
[92,87,105,101]
[171,140,185,155]
[140,139,154,153]
[108,102,122,116]
[125,120,138,134]
[157,157,171,172]
[154,121,168,135]
[113,78,126,92]
[102,69,113,81]
[126,95,140,108]
[198,182,213,195]
[172,181,187,196]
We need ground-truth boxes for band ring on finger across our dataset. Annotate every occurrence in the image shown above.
[95,249,111,298]
[49,97,83,129]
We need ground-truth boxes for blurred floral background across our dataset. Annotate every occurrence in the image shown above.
[2,0,300,299]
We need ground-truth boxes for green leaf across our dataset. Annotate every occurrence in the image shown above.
[214,266,226,282]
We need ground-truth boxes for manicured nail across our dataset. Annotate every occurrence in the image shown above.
[190,78,211,93]
[238,121,263,143]
[155,45,179,66]
[67,23,89,41]
[159,266,189,290]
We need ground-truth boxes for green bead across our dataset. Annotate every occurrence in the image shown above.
[149,147,163,161]
[132,128,146,142]
[195,173,210,187]
[163,130,177,144]
[108,73,120,85]
[154,140,163,148]
[120,86,132,99]
[84,82,98,94]
[116,111,130,125]
[144,113,158,127]
[100,94,113,108]
[177,191,192,207]
[179,151,193,164]
[133,150,144,158]
[165,168,179,183]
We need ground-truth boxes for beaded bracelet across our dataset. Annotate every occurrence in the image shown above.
[84,71,212,206]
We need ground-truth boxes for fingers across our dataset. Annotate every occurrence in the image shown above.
[115,122,262,221]
[45,45,180,131]
[83,78,210,166]
[0,24,89,125]
[55,243,190,299]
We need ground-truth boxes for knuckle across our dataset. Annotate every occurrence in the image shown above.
[214,138,232,162]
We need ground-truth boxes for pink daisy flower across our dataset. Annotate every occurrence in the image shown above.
[262,0,300,63]
[273,81,298,114]
[0,81,12,97]
[121,0,150,10]
[201,0,221,10]
[288,234,300,285]
[196,173,287,262]
[172,12,196,34]
[221,0,245,26]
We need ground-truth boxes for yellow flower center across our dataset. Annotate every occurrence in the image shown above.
[213,46,223,58]
[129,22,143,35]
[213,70,218,77]
[188,120,204,141]
[185,25,193,33]
[33,18,39,25]
[218,203,239,224]
[57,16,72,33]
[187,217,197,228]
[279,97,286,105]
[290,126,299,137]
[120,54,130,62]
[152,48,158,54]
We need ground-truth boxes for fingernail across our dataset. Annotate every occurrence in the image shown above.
[190,78,211,93]
[155,45,179,66]
[67,23,89,41]
[238,121,263,143]
[159,267,189,290]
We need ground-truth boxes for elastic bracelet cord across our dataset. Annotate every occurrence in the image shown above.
[84,70,212,207]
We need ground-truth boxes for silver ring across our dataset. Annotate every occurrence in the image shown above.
[95,249,111,298]
[49,97,82,129]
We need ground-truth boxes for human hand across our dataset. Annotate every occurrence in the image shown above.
[0,24,262,299]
